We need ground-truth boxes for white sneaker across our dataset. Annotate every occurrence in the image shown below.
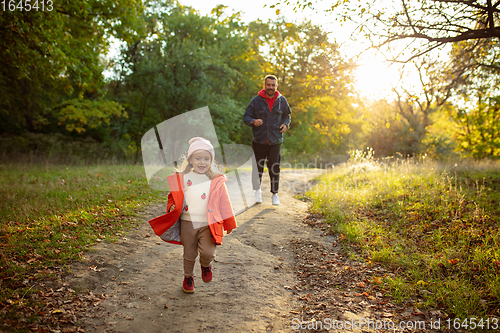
[255,189,262,204]
[272,193,280,205]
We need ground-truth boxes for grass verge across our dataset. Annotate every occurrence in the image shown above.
[306,158,500,320]
[0,163,162,330]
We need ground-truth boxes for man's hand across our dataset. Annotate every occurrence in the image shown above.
[280,124,288,133]
[253,119,263,127]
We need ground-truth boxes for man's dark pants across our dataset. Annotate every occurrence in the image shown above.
[252,142,281,194]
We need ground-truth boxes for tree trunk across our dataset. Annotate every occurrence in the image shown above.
[134,94,149,164]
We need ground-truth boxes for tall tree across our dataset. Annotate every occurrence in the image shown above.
[0,0,144,134]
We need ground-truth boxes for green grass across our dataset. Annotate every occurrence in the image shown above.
[0,163,163,329]
[307,158,500,319]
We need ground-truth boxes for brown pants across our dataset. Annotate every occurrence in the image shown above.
[180,220,216,277]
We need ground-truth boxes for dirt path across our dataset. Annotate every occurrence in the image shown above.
[59,168,447,333]
[62,169,336,332]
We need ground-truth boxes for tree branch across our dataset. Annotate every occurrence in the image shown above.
[388,26,500,44]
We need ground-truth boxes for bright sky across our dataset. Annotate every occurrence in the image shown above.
[179,0,405,100]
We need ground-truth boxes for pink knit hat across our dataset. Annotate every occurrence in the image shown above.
[187,137,215,160]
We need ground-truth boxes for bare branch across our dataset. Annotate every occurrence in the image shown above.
[388,26,500,44]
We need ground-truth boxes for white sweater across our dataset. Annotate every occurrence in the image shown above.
[180,171,211,223]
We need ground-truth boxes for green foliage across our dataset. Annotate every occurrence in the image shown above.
[288,96,361,160]
[107,1,262,162]
[307,159,500,318]
[421,106,460,160]
[57,99,127,134]
[446,36,500,100]
[454,97,500,159]
[0,0,144,134]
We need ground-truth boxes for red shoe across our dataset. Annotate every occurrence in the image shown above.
[201,265,213,283]
[182,276,195,293]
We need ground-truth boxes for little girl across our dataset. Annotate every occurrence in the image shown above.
[149,137,237,293]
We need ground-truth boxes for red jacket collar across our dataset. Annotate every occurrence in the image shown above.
[258,89,280,99]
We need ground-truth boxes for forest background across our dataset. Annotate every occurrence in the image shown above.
[2,1,500,328]
[3,0,499,164]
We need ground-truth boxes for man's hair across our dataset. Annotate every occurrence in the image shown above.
[264,75,278,83]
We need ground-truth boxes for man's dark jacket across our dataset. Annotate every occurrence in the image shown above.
[243,91,291,145]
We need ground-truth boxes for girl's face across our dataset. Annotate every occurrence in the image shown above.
[189,150,212,174]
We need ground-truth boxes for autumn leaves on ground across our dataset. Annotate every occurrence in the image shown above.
[1,158,500,331]
[306,154,500,321]
[0,164,161,331]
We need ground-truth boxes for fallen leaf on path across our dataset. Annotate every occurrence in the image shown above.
[411,308,426,317]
